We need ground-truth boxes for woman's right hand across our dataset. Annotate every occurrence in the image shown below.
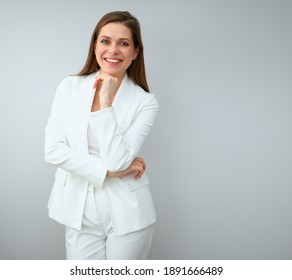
[91,74,119,111]
[107,157,146,180]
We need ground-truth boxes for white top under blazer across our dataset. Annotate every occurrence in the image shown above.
[45,72,159,235]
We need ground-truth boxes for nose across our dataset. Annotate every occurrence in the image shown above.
[108,42,120,54]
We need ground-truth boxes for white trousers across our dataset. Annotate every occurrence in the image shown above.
[65,185,153,260]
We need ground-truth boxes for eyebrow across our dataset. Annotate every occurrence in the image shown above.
[99,35,130,41]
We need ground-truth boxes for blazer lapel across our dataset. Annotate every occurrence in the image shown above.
[112,74,136,126]
[68,73,96,152]
[70,72,135,151]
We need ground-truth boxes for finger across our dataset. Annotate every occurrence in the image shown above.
[133,163,144,173]
[100,73,117,80]
[96,73,116,82]
[134,157,145,165]
[97,73,110,78]
[133,162,144,172]
[135,158,146,170]
[135,169,144,180]
[92,77,102,89]
[134,159,143,167]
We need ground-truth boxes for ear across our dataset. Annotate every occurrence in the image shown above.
[133,47,139,60]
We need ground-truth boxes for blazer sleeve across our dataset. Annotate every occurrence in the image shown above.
[44,77,107,187]
[89,93,159,172]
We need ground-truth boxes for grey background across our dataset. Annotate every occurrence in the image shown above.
[0,0,291,259]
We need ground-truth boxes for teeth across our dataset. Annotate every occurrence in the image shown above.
[106,58,121,63]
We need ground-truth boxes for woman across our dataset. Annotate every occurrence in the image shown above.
[45,11,159,260]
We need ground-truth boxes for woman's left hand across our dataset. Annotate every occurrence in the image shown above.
[107,157,146,180]
[92,74,119,109]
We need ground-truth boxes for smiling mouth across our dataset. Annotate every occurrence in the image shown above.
[105,58,122,63]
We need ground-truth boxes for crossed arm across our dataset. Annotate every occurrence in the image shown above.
[45,76,158,187]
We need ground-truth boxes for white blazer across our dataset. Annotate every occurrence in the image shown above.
[45,72,159,235]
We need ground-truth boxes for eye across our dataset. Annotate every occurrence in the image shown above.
[100,39,110,44]
[120,41,129,46]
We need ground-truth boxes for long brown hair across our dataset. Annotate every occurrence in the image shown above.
[77,11,149,92]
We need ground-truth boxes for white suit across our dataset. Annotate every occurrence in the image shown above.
[45,72,159,236]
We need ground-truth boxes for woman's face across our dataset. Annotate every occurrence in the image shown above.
[95,22,139,81]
